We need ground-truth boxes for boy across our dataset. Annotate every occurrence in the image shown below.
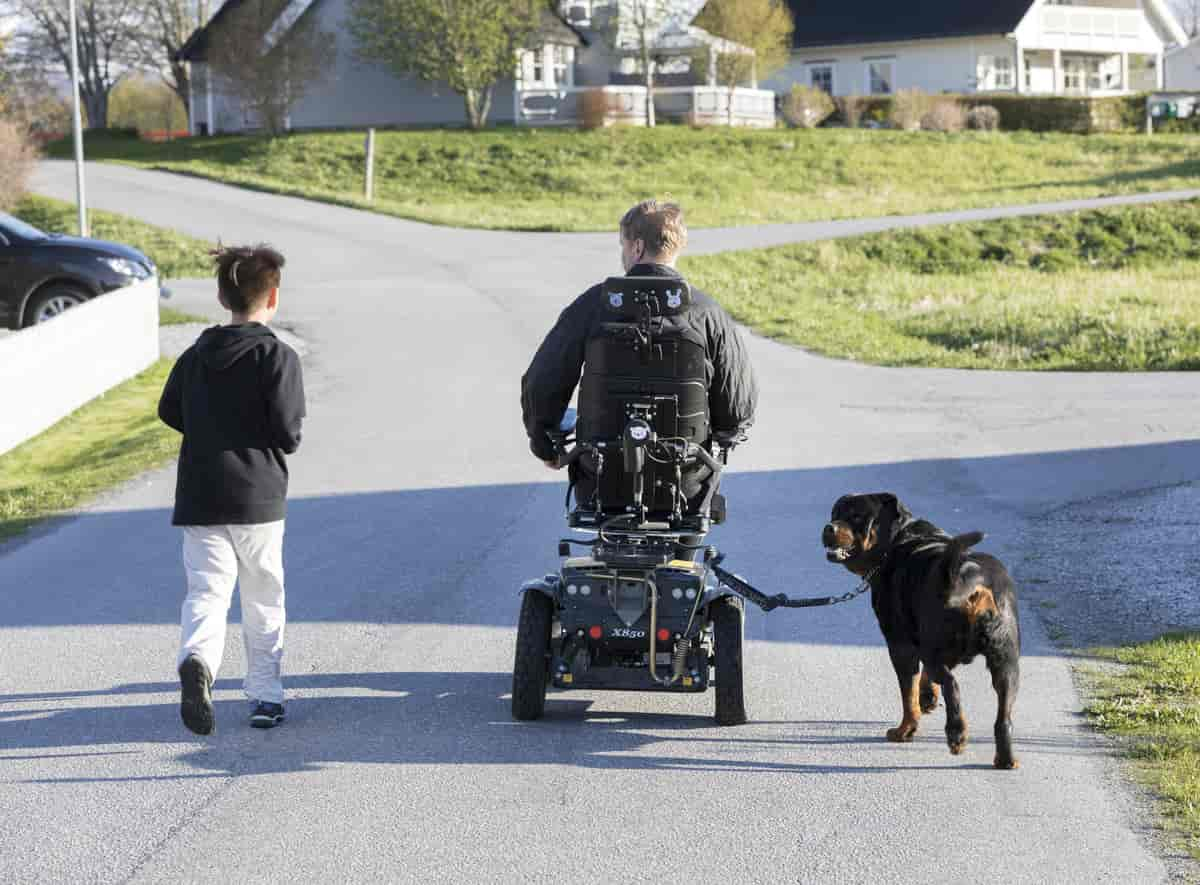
[158,244,305,734]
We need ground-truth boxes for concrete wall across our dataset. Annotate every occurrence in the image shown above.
[0,280,160,457]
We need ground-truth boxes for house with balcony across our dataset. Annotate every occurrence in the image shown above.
[766,0,1187,98]
[177,0,776,133]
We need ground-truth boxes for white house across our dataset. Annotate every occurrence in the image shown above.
[1166,36,1200,88]
[768,0,1187,98]
[177,0,776,132]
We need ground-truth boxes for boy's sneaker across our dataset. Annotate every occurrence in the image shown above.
[178,655,215,736]
[249,701,285,729]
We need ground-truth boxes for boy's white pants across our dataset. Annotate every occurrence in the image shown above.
[177,522,286,705]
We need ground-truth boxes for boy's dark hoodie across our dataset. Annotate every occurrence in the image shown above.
[159,324,305,526]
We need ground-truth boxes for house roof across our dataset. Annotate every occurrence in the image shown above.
[176,0,586,62]
[785,0,1035,49]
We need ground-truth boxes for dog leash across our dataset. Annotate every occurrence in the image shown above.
[707,550,881,613]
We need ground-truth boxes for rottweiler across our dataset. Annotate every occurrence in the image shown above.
[821,493,1020,770]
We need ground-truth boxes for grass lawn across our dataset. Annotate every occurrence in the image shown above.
[1085,634,1200,860]
[14,194,213,279]
[50,128,1200,232]
[0,359,178,543]
[682,200,1200,370]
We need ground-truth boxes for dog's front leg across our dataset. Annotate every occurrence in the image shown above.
[929,665,968,754]
[886,645,921,742]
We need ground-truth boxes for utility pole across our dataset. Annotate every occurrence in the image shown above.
[68,0,89,237]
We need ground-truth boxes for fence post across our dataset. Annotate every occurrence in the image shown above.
[364,128,376,202]
[1145,95,1153,136]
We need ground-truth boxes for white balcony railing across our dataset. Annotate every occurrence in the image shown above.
[1041,7,1143,42]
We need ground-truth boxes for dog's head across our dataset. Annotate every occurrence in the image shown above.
[822,493,912,574]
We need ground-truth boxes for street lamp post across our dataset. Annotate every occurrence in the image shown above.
[67,0,88,237]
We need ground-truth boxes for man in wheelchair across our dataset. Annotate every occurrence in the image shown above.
[521,200,758,534]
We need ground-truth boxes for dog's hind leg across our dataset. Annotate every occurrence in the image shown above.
[989,655,1020,770]
[919,669,940,713]
[928,664,967,755]
[886,646,921,742]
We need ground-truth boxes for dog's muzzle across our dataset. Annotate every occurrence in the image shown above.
[822,523,855,562]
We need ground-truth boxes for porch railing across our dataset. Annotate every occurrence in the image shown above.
[515,85,776,127]
[654,86,776,128]
[515,85,647,126]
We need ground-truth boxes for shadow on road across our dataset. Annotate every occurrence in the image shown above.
[2,439,1197,635]
[2,671,1100,781]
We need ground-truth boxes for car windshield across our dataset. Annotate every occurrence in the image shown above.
[0,213,49,242]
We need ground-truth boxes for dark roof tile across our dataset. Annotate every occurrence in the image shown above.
[787,0,1035,48]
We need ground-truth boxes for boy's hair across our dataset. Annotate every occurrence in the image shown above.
[212,244,285,313]
[619,200,687,260]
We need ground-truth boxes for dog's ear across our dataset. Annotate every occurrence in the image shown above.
[879,493,913,536]
[832,494,851,518]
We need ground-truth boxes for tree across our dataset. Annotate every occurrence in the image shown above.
[207,0,335,135]
[2,0,147,129]
[607,0,694,127]
[694,0,793,125]
[110,72,189,134]
[348,0,540,130]
[139,0,212,124]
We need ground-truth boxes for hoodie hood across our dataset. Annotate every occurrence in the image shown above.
[195,323,276,371]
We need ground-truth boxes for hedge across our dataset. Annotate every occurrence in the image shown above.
[830,94,1148,134]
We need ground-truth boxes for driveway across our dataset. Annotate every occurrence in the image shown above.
[4,161,1198,883]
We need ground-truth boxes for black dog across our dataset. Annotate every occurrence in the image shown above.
[822,493,1020,769]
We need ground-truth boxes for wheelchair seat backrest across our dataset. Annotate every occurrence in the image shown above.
[577,276,711,515]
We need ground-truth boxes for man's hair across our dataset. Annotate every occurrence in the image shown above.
[620,200,687,260]
[212,244,285,313]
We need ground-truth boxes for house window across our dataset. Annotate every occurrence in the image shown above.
[552,45,572,87]
[808,64,834,94]
[1063,56,1103,93]
[978,54,1014,90]
[532,50,545,84]
[867,60,893,95]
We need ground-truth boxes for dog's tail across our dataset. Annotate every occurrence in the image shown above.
[943,531,986,608]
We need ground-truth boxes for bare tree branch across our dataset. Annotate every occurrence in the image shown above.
[3,0,147,128]
[207,0,335,135]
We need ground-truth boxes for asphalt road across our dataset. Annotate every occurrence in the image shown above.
[6,161,1200,883]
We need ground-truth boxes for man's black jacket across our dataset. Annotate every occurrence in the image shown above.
[521,263,758,462]
[158,323,305,526]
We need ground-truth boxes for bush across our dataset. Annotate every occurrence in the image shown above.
[782,85,835,129]
[890,88,934,130]
[921,99,967,133]
[967,105,1000,132]
[579,89,610,130]
[835,94,867,128]
[0,120,38,212]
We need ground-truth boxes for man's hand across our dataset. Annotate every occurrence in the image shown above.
[544,459,563,470]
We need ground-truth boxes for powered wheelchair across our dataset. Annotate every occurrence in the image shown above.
[511,275,748,725]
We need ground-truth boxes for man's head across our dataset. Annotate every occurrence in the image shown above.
[213,244,285,321]
[619,200,687,272]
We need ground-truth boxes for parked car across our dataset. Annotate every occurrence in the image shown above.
[0,213,162,329]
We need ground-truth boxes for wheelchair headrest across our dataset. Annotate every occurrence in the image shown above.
[602,276,692,318]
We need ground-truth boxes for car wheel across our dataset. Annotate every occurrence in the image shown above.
[512,589,553,721]
[711,595,747,726]
[23,285,89,327]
